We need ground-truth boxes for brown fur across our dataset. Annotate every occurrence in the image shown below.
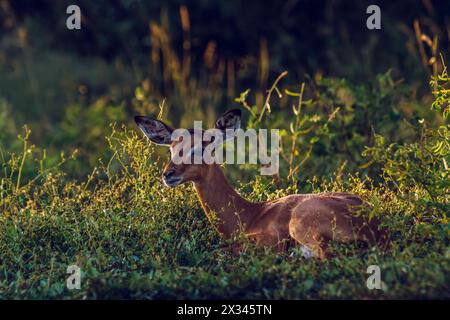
[172,163,387,259]
[135,110,388,259]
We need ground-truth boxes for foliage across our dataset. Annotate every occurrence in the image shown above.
[0,70,449,298]
[362,63,450,224]
[0,1,449,300]
[235,70,421,186]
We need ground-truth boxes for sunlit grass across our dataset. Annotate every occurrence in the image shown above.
[0,118,448,298]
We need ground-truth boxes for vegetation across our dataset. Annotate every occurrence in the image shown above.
[0,1,449,299]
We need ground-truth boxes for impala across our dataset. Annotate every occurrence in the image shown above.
[135,109,387,259]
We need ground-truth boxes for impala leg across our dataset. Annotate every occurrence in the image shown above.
[289,224,328,259]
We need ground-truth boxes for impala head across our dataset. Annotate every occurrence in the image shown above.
[134,109,241,187]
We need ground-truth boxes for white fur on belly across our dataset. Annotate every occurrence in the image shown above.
[289,245,316,259]
[300,245,315,259]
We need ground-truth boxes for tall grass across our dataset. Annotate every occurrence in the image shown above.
[0,63,448,299]
[0,6,448,299]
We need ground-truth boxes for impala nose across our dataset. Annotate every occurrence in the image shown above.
[163,169,175,179]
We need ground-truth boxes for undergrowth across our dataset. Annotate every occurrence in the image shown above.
[0,63,449,299]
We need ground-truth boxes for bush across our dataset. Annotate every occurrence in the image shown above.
[0,70,449,298]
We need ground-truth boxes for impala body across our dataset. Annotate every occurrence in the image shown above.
[135,109,386,259]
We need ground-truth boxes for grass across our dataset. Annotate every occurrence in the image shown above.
[0,121,448,299]
[0,14,448,298]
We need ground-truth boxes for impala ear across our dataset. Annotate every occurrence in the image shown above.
[134,116,173,145]
[214,109,241,135]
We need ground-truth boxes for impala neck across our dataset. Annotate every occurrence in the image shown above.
[193,165,260,238]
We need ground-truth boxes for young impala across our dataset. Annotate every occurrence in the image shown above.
[135,109,387,259]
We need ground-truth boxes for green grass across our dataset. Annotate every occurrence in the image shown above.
[0,124,448,299]
[1,2,449,300]
[0,48,449,300]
